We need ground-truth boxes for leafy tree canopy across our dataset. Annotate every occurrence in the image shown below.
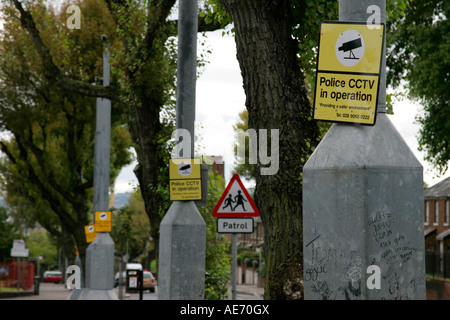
[387,0,449,174]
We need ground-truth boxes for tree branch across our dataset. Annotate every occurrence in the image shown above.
[0,141,17,165]
[167,15,229,34]
[12,134,78,229]
[134,0,177,62]
[12,0,122,102]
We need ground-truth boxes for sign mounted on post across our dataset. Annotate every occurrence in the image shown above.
[313,21,384,125]
[94,211,112,232]
[11,240,29,257]
[85,224,97,243]
[169,158,202,201]
[217,218,254,234]
[212,174,259,217]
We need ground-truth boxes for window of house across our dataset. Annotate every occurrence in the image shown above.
[433,201,439,226]
[425,201,429,225]
[445,200,449,226]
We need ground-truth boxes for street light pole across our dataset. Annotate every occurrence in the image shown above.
[158,0,206,300]
[77,35,117,300]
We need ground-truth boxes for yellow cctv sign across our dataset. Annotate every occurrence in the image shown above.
[313,21,384,125]
[94,211,112,232]
[169,158,202,201]
[85,224,97,243]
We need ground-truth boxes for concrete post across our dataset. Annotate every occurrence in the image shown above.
[78,36,117,300]
[302,0,426,300]
[158,202,206,299]
[158,0,206,300]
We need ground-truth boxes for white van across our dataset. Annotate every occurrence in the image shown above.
[125,263,142,271]
[114,263,143,288]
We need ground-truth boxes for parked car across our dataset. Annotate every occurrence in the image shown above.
[114,271,126,288]
[115,269,156,292]
[43,270,63,283]
[114,263,143,288]
[142,271,156,292]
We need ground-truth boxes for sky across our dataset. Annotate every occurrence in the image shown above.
[114,28,450,193]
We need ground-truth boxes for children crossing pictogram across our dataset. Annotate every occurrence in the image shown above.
[212,174,259,217]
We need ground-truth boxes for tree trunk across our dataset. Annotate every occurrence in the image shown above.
[126,94,164,269]
[221,0,320,299]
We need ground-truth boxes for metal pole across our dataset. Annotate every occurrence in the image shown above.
[303,0,425,300]
[231,234,237,300]
[175,0,197,157]
[339,0,386,113]
[76,36,117,300]
[93,35,111,215]
[118,256,124,300]
[139,270,143,300]
[158,0,206,300]
[258,248,261,286]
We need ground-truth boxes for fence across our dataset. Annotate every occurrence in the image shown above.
[0,260,35,292]
[426,250,450,280]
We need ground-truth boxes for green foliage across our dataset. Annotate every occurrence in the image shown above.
[387,0,449,174]
[237,250,262,266]
[111,200,150,261]
[291,0,338,77]
[201,0,233,33]
[0,207,18,261]
[232,110,255,182]
[25,230,58,267]
[198,171,231,300]
[0,0,133,261]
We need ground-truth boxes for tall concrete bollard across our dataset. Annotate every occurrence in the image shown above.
[302,0,426,300]
[158,201,206,299]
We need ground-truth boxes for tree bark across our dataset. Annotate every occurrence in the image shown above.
[221,0,320,299]
[128,95,164,268]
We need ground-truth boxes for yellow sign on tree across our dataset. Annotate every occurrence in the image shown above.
[313,21,384,125]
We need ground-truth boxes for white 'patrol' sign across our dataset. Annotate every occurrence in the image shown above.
[217,218,254,234]
[313,21,384,125]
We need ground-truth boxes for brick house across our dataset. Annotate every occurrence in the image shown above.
[424,176,450,251]
[423,176,450,277]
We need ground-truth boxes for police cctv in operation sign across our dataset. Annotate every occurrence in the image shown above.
[169,158,202,201]
[313,21,384,125]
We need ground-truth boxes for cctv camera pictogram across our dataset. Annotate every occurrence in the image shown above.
[335,29,365,67]
[338,38,362,60]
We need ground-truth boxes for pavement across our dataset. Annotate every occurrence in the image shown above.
[233,284,265,299]
[0,282,264,300]
[0,282,71,300]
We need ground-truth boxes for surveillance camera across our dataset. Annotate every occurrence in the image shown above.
[101,35,108,42]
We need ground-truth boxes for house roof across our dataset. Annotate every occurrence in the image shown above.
[424,176,450,199]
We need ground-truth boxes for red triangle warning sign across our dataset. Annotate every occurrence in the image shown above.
[212,174,259,217]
